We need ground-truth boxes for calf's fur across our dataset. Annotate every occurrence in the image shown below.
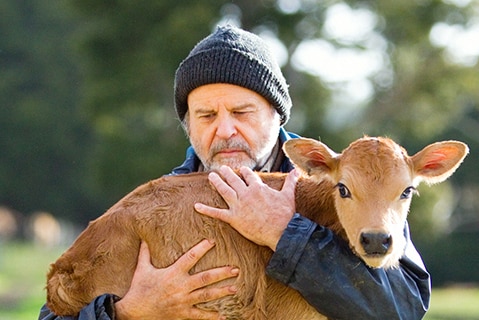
[46,137,468,319]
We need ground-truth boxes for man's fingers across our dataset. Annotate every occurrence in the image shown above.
[175,239,216,271]
[136,241,152,269]
[195,202,231,223]
[283,169,300,192]
[190,283,238,305]
[239,166,262,186]
[218,166,246,190]
[208,171,237,202]
[190,266,239,288]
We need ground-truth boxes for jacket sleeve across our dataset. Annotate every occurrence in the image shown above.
[266,214,431,320]
[38,294,118,320]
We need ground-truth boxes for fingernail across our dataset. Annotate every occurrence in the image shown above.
[231,267,239,275]
[229,285,238,293]
[208,172,217,180]
[208,239,215,245]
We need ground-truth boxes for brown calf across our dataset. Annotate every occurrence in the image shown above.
[46,137,468,319]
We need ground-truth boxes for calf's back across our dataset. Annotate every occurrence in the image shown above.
[47,172,335,319]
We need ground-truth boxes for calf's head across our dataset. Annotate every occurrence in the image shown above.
[284,137,468,269]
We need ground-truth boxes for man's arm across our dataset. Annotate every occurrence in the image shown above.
[39,240,239,320]
[267,214,430,319]
[39,294,117,320]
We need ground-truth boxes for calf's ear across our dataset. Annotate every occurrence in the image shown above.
[412,141,469,185]
[283,138,339,179]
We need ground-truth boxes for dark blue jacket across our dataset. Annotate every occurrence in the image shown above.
[39,128,430,319]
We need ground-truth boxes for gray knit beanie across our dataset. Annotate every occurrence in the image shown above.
[174,25,292,125]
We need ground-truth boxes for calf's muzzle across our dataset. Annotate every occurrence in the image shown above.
[360,232,392,255]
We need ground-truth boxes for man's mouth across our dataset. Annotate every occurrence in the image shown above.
[216,149,246,156]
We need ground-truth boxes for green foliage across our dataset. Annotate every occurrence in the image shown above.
[0,1,98,223]
[421,231,479,287]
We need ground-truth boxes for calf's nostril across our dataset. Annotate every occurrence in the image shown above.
[361,233,392,255]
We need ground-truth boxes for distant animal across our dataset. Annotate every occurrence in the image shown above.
[46,137,468,319]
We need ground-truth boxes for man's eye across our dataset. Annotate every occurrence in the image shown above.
[234,111,251,116]
[199,113,215,119]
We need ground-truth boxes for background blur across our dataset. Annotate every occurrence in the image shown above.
[1,0,478,317]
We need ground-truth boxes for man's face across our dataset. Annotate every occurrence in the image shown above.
[186,83,281,171]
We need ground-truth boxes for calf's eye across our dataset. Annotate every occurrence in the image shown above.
[336,183,351,199]
[400,186,417,199]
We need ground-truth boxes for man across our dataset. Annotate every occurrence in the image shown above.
[39,25,430,320]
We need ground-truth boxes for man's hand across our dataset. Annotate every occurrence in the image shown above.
[195,166,299,251]
[115,240,239,320]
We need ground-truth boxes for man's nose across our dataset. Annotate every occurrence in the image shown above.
[215,116,237,139]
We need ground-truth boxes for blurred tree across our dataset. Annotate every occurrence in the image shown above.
[0,0,99,224]
[68,0,228,204]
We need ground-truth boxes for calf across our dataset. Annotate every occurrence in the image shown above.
[46,137,468,319]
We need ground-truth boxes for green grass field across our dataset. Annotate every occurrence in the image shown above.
[425,286,479,320]
[1,242,478,320]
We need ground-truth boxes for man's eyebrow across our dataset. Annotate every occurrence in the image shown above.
[193,107,216,114]
[230,103,258,111]
[193,103,257,114]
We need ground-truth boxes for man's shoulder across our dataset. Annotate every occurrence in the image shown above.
[279,128,301,142]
